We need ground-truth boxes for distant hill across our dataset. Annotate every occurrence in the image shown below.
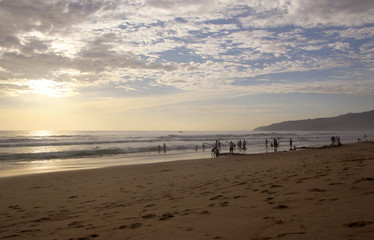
[254,110,374,131]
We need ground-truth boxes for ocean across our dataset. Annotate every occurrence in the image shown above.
[0,130,372,177]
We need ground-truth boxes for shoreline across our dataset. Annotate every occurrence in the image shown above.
[0,150,212,178]
[1,130,371,178]
[0,142,373,239]
[0,141,355,179]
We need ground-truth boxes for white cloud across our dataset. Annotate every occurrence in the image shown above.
[0,0,373,98]
[328,42,351,51]
[326,26,374,40]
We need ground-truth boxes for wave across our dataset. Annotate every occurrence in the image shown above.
[0,139,155,148]
[1,131,366,162]
[0,144,211,161]
[0,133,276,148]
[157,133,272,142]
[0,148,150,161]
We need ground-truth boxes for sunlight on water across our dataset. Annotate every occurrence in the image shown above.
[29,130,54,137]
[26,160,60,173]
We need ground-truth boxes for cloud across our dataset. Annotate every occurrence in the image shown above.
[0,0,373,98]
[328,42,351,51]
[240,0,374,28]
[0,0,108,39]
[325,26,374,40]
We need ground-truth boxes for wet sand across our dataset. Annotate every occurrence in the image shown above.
[0,142,373,240]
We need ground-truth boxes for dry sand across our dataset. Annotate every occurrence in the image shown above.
[0,142,373,240]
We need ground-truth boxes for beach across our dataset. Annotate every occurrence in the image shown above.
[0,142,373,240]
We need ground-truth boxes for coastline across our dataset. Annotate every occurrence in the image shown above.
[1,130,371,178]
[0,142,373,239]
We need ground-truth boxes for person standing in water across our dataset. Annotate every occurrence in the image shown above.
[229,141,235,155]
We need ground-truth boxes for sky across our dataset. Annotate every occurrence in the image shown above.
[0,0,374,131]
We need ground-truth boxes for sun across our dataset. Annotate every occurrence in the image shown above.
[28,79,58,96]
[27,79,72,97]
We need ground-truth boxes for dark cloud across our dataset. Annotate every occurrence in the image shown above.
[0,0,111,48]
[0,36,20,48]
[0,0,177,88]
[0,0,107,29]
[20,38,51,56]
[144,0,214,12]
[294,0,374,26]
[0,52,71,80]
[304,0,374,14]
[0,30,177,86]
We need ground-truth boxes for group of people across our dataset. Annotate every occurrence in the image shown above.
[265,138,296,151]
[357,134,367,143]
[159,135,349,157]
[265,138,281,148]
[331,136,342,146]
[237,139,247,150]
[161,137,297,156]
[211,139,248,157]
[157,143,167,153]
[211,140,221,157]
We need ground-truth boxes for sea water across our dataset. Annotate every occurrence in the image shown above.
[0,130,372,177]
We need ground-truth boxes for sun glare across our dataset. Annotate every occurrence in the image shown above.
[29,130,54,137]
[27,79,72,97]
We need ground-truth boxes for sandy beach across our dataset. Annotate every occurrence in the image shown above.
[0,142,373,240]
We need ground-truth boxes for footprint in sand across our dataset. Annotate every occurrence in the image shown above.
[159,213,175,221]
[20,229,41,233]
[276,232,305,238]
[318,198,338,202]
[177,226,194,231]
[232,181,248,186]
[233,195,246,199]
[219,202,229,207]
[345,220,373,228]
[180,209,196,216]
[309,188,326,192]
[283,192,300,195]
[142,213,157,219]
[264,216,286,225]
[117,223,142,229]
[209,195,224,200]
[67,221,85,228]
[199,210,211,215]
[69,234,99,240]
[33,217,51,222]
[355,177,374,183]
[363,191,374,195]
[144,204,156,208]
[329,182,344,186]
[8,205,21,210]
[261,190,276,194]
[2,234,20,239]
[274,204,289,209]
[265,197,274,204]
